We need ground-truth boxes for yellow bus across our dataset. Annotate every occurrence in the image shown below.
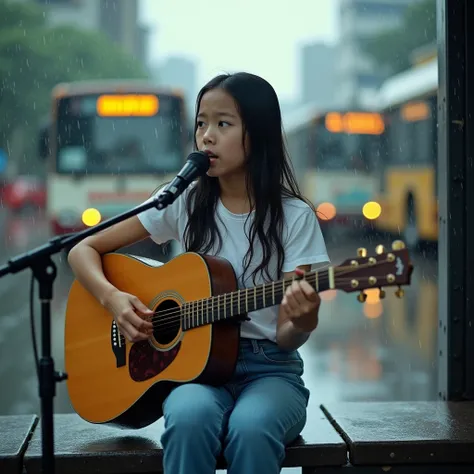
[374,57,438,248]
[38,80,189,257]
[284,105,385,227]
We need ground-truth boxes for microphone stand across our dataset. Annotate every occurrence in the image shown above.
[0,192,176,474]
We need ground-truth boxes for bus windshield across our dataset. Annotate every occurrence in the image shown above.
[55,94,184,174]
[311,112,384,173]
[313,125,378,172]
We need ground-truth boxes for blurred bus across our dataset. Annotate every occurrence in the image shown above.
[38,80,190,259]
[374,57,438,249]
[284,105,385,227]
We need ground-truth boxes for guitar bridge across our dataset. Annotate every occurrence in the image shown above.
[111,321,126,368]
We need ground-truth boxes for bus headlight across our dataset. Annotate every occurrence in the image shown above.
[362,201,382,220]
[82,208,102,227]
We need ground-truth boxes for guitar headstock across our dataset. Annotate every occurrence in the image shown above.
[334,240,413,302]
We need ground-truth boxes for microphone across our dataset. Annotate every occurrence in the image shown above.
[154,151,210,209]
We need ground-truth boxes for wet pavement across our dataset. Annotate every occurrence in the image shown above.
[0,207,438,421]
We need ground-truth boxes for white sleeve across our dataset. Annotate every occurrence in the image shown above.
[136,189,185,245]
[282,204,330,273]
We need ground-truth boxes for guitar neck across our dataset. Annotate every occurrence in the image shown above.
[182,266,334,330]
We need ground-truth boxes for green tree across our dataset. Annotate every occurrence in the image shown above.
[0,0,148,168]
[361,0,436,75]
[0,0,47,150]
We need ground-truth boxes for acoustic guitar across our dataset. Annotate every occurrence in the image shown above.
[64,240,413,429]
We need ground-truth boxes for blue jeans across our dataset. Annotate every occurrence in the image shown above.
[160,337,310,474]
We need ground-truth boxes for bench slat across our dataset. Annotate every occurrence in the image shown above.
[24,410,346,473]
[281,411,347,468]
[0,415,38,474]
[321,401,474,466]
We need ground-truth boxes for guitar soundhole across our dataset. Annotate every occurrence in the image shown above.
[154,299,181,345]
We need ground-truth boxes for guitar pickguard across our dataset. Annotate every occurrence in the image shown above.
[129,341,181,382]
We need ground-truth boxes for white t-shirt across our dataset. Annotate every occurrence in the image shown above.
[136,187,330,342]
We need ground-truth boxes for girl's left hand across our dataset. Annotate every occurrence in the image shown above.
[280,268,321,332]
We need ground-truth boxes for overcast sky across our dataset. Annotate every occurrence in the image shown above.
[139,0,339,102]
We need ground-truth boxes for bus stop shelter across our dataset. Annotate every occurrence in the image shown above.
[437,0,474,402]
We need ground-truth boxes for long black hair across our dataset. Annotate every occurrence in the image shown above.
[183,72,315,284]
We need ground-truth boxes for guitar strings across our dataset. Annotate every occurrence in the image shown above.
[147,275,389,331]
[144,259,388,326]
[147,269,332,325]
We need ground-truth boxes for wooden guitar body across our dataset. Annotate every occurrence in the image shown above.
[64,252,240,429]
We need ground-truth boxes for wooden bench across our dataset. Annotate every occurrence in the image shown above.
[0,415,38,474]
[18,401,474,473]
[22,408,347,474]
[321,401,474,473]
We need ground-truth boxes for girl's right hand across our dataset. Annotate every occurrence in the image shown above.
[103,290,154,342]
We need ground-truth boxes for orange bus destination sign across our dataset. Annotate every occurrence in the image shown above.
[96,94,159,117]
[325,111,385,135]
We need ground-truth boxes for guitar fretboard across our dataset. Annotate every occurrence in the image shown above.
[181,267,334,330]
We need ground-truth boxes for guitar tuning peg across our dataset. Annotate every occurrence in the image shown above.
[395,286,404,298]
[375,244,385,255]
[392,240,406,250]
[379,288,386,299]
[357,291,367,303]
[357,247,367,257]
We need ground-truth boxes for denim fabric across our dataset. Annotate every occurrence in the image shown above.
[161,337,310,473]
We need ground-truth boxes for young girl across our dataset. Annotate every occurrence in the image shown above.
[67,72,330,474]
